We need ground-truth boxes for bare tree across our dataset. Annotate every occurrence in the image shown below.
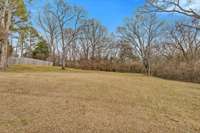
[168,22,200,61]
[18,28,27,57]
[78,29,91,60]
[25,27,40,57]
[118,40,136,64]
[38,4,59,65]
[80,19,108,61]
[118,13,163,75]
[145,0,200,29]
[48,0,85,69]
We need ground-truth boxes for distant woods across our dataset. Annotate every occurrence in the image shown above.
[1,0,200,83]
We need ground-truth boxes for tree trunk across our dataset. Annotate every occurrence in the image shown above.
[0,40,8,71]
[143,58,151,76]
[21,42,24,57]
[147,59,151,76]
[0,0,11,71]
[51,38,56,66]
[61,55,65,70]
[61,49,66,70]
[52,48,56,66]
[147,65,151,76]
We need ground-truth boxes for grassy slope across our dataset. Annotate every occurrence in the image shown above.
[6,64,83,73]
[0,65,200,133]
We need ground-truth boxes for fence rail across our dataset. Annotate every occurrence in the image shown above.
[8,57,53,66]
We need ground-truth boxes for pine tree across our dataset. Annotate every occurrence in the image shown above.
[0,0,28,70]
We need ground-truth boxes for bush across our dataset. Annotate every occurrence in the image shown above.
[66,59,144,73]
[152,60,200,83]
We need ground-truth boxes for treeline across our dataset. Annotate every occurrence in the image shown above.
[1,0,200,83]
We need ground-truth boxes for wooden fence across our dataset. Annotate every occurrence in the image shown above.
[8,57,53,66]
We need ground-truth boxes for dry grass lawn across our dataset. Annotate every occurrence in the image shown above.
[0,65,200,133]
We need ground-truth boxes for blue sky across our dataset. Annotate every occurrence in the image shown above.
[28,0,145,32]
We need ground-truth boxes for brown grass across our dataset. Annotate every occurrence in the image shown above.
[0,65,200,133]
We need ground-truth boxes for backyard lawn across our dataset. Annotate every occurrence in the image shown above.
[0,65,200,133]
